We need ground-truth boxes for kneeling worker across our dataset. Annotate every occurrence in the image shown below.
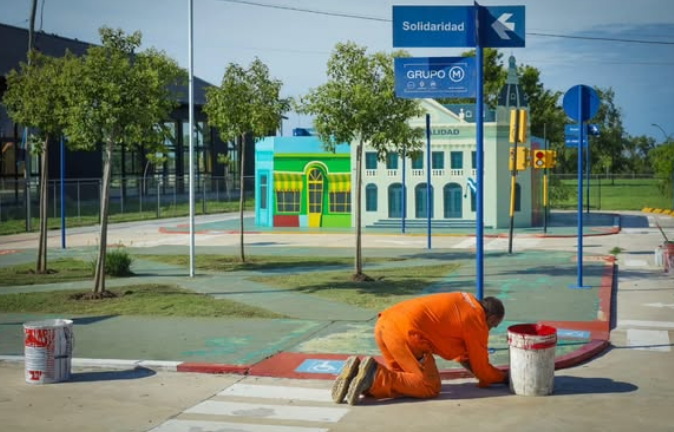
[332,292,508,405]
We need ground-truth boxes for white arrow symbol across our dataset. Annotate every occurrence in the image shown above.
[492,13,515,40]
[644,303,674,309]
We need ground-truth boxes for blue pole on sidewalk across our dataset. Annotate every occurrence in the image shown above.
[426,113,431,250]
[475,3,485,301]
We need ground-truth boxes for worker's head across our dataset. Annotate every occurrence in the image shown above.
[480,297,505,329]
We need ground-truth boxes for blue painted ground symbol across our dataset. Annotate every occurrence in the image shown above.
[295,359,345,374]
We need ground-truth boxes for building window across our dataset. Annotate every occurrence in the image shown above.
[412,153,423,169]
[415,183,434,218]
[388,183,403,218]
[330,192,351,213]
[432,151,444,169]
[443,183,462,218]
[471,151,477,169]
[365,152,378,170]
[386,153,399,170]
[260,174,268,210]
[471,189,476,212]
[276,191,300,213]
[366,184,377,211]
[450,151,463,169]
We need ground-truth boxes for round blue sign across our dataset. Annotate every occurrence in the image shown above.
[563,85,600,122]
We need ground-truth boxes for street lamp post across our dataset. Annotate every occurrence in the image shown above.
[651,123,674,210]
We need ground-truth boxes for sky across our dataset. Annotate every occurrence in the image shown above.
[2,0,673,140]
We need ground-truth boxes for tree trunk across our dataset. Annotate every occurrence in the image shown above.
[238,134,246,263]
[36,136,49,273]
[354,141,363,276]
[93,140,113,293]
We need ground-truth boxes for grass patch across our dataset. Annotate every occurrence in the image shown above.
[0,258,94,287]
[248,263,461,310]
[0,284,286,318]
[553,178,670,210]
[137,254,407,272]
[609,246,624,255]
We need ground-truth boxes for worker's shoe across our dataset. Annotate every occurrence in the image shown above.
[331,356,360,404]
[345,356,378,406]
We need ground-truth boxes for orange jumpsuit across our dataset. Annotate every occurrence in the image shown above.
[368,292,506,400]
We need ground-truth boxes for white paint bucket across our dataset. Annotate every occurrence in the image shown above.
[507,324,557,396]
[23,319,74,384]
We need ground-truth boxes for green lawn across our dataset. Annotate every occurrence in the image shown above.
[0,284,285,318]
[138,254,407,272]
[0,258,94,287]
[552,178,672,210]
[248,263,461,310]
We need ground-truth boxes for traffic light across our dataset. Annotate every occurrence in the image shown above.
[546,150,558,168]
[532,150,546,169]
[509,147,530,171]
[509,109,528,144]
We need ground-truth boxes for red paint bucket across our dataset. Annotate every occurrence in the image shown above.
[23,319,74,384]
[663,241,674,273]
[507,324,557,396]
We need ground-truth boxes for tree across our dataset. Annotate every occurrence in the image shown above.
[4,51,75,274]
[298,41,424,280]
[62,27,182,296]
[649,140,674,197]
[204,58,290,263]
[588,87,627,182]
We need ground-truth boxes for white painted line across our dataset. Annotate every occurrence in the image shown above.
[623,259,648,268]
[185,401,348,423]
[648,216,655,227]
[618,320,674,330]
[138,360,181,372]
[149,419,329,432]
[219,384,333,403]
[626,329,671,352]
[72,358,141,368]
[0,355,23,362]
[453,238,475,249]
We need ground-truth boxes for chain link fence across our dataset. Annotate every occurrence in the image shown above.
[0,175,255,233]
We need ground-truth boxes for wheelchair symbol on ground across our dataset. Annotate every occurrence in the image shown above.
[295,359,345,374]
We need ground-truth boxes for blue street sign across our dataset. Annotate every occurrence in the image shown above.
[481,6,526,47]
[565,124,600,136]
[392,6,475,48]
[564,137,589,148]
[394,57,476,99]
[563,85,600,122]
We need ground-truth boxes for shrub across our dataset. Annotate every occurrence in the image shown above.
[90,248,134,277]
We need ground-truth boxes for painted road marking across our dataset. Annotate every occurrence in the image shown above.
[149,419,328,432]
[295,359,344,374]
[185,401,349,423]
[453,238,475,249]
[626,329,672,352]
[219,383,333,403]
[623,259,649,268]
[618,320,674,330]
[648,216,655,227]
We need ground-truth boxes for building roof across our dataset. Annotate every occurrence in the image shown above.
[0,23,212,105]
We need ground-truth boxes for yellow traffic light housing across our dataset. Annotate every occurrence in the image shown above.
[532,150,546,169]
[546,150,558,169]
[509,147,530,171]
[509,109,528,144]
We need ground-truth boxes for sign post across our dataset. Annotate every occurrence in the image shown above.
[563,85,600,289]
[393,3,525,300]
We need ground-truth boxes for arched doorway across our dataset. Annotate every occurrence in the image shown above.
[415,183,434,218]
[307,168,324,227]
[443,183,463,218]
[388,183,403,218]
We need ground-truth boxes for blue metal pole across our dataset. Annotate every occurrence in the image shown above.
[475,5,484,301]
[586,135,590,214]
[60,136,66,249]
[402,145,406,234]
[576,86,584,288]
[426,113,431,250]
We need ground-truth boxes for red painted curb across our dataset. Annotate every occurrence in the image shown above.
[177,362,249,375]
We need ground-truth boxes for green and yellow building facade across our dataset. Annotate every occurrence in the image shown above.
[255,136,352,228]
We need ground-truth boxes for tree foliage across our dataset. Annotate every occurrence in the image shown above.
[298,41,424,278]
[204,58,290,262]
[62,27,183,294]
[4,51,77,273]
